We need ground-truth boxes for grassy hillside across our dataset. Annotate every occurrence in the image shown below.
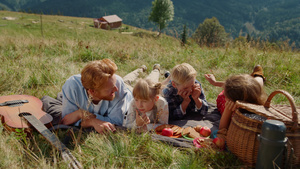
[0,11,299,168]
[1,0,300,47]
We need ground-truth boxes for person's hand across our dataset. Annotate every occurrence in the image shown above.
[205,74,217,86]
[177,88,192,102]
[135,109,150,127]
[219,99,238,130]
[191,83,201,100]
[225,100,237,113]
[92,120,116,134]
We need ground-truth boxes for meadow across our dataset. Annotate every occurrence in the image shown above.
[0,11,299,168]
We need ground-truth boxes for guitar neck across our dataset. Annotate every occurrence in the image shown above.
[20,112,83,169]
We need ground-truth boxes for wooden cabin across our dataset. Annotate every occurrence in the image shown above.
[93,15,122,30]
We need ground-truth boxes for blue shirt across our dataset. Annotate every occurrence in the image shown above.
[162,80,209,120]
[61,74,133,126]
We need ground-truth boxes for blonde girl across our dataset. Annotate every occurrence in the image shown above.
[123,78,169,132]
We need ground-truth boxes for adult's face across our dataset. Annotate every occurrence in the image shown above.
[90,74,118,102]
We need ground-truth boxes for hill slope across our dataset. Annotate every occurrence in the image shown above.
[1,0,300,47]
[0,11,299,168]
[0,10,299,103]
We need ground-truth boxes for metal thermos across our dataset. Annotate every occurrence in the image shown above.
[256,120,287,169]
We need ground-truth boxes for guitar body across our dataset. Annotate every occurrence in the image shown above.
[0,95,81,168]
[0,95,53,132]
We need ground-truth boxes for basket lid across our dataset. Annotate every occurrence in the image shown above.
[236,102,299,125]
[236,90,299,131]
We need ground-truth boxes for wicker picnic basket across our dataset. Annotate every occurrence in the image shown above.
[226,90,300,167]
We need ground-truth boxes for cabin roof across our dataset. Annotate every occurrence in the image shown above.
[102,15,122,23]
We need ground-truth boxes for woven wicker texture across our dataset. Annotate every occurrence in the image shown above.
[226,90,300,167]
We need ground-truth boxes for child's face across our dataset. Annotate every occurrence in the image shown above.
[134,97,156,114]
[173,77,195,95]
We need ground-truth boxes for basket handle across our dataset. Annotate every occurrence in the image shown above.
[264,90,298,131]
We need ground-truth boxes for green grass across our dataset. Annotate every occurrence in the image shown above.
[0,11,299,168]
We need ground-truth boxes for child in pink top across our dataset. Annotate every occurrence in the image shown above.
[205,65,266,116]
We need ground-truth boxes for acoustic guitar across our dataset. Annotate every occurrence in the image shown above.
[0,95,53,131]
[0,95,82,169]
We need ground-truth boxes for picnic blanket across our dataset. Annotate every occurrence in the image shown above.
[41,93,221,148]
[151,103,221,148]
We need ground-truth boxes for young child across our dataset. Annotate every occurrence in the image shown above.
[218,74,267,130]
[122,78,169,132]
[162,63,208,120]
[205,65,266,115]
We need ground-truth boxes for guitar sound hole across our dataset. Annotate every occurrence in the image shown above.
[19,112,32,117]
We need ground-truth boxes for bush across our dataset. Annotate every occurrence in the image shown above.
[192,17,229,47]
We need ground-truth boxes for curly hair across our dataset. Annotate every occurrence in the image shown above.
[81,59,117,90]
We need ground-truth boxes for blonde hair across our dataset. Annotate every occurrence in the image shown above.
[133,79,162,100]
[224,74,267,105]
[171,63,197,85]
[81,59,117,90]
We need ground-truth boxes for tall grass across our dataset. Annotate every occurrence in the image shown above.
[0,11,299,168]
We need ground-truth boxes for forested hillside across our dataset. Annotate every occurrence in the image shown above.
[1,0,299,47]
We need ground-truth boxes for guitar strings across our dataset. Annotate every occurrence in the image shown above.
[18,107,25,129]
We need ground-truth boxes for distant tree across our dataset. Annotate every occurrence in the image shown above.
[233,36,247,47]
[246,33,251,42]
[149,0,174,36]
[181,24,187,45]
[192,17,229,47]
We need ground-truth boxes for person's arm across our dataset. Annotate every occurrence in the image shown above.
[156,97,169,124]
[191,83,203,109]
[192,81,209,115]
[61,75,89,125]
[61,89,81,119]
[205,74,224,88]
[61,109,83,125]
[177,88,192,113]
[62,89,117,133]
[219,100,237,129]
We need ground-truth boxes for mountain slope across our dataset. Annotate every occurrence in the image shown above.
[1,0,299,46]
